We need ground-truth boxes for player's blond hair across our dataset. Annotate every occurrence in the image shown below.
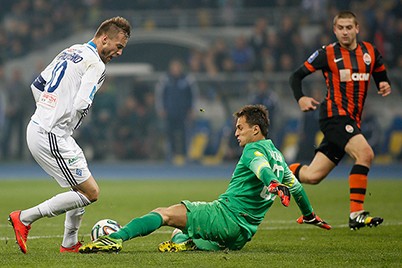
[333,11,358,26]
[95,16,131,39]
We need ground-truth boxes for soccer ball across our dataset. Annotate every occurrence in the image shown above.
[90,219,121,241]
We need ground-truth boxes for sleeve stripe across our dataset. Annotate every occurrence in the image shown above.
[256,162,270,180]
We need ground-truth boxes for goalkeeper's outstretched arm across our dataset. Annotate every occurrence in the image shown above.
[283,169,331,230]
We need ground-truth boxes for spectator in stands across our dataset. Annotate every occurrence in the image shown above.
[301,0,328,22]
[140,88,162,160]
[260,47,276,73]
[210,38,230,73]
[391,18,402,68]
[221,57,236,73]
[113,93,140,159]
[155,59,198,165]
[219,0,241,26]
[125,82,161,160]
[360,106,382,155]
[230,35,255,72]
[249,78,279,144]
[80,78,117,160]
[295,87,322,162]
[0,65,6,159]
[278,53,295,72]
[277,15,298,57]
[265,31,280,70]
[249,17,268,72]
[1,0,88,62]
[195,87,227,157]
[2,68,31,159]
[188,49,206,73]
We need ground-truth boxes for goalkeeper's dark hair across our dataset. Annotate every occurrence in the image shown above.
[234,104,270,138]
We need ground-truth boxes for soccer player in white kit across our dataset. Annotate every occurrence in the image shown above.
[8,16,131,254]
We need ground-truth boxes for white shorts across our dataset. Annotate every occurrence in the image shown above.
[26,120,92,188]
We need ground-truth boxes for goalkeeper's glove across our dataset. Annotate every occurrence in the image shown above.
[268,180,290,207]
[296,212,332,230]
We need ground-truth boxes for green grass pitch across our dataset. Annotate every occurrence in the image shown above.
[1,179,401,267]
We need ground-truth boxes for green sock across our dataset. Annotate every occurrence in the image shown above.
[294,188,314,216]
[109,212,163,241]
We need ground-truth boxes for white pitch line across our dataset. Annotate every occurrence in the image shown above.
[1,222,401,241]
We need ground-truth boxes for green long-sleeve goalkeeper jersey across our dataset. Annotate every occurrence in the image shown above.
[218,139,313,239]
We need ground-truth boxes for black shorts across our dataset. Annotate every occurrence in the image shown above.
[316,116,361,165]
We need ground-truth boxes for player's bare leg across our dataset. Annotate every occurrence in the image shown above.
[72,175,100,202]
[291,152,336,184]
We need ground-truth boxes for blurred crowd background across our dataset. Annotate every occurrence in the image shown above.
[0,0,401,166]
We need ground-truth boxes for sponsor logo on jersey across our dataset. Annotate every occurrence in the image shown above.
[363,53,371,65]
[68,156,79,165]
[339,69,370,82]
[345,124,354,133]
[38,92,57,109]
[351,73,370,81]
[307,50,319,63]
[334,57,343,63]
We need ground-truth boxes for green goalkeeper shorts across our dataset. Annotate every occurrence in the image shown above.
[181,200,249,250]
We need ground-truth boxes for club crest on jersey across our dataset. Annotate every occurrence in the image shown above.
[345,124,354,133]
[76,169,83,176]
[307,50,319,63]
[363,53,371,65]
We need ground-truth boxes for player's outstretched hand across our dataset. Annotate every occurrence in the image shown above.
[268,180,290,207]
[297,213,332,230]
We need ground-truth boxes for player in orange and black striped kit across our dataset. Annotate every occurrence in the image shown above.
[288,11,391,230]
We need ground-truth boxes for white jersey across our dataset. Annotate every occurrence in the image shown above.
[31,41,105,136]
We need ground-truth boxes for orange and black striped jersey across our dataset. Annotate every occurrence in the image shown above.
[290,41,389,128]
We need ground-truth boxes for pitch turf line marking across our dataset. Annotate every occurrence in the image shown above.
[2,222,401,241]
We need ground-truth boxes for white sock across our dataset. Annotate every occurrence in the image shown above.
[62,207,85,248]
[20,207,41,226]
[20,191,91,225]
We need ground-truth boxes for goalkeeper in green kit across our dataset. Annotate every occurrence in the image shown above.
[79,104,331,253]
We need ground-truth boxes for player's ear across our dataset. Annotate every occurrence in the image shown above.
[253,125,260,135]
[101,34,108,45]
